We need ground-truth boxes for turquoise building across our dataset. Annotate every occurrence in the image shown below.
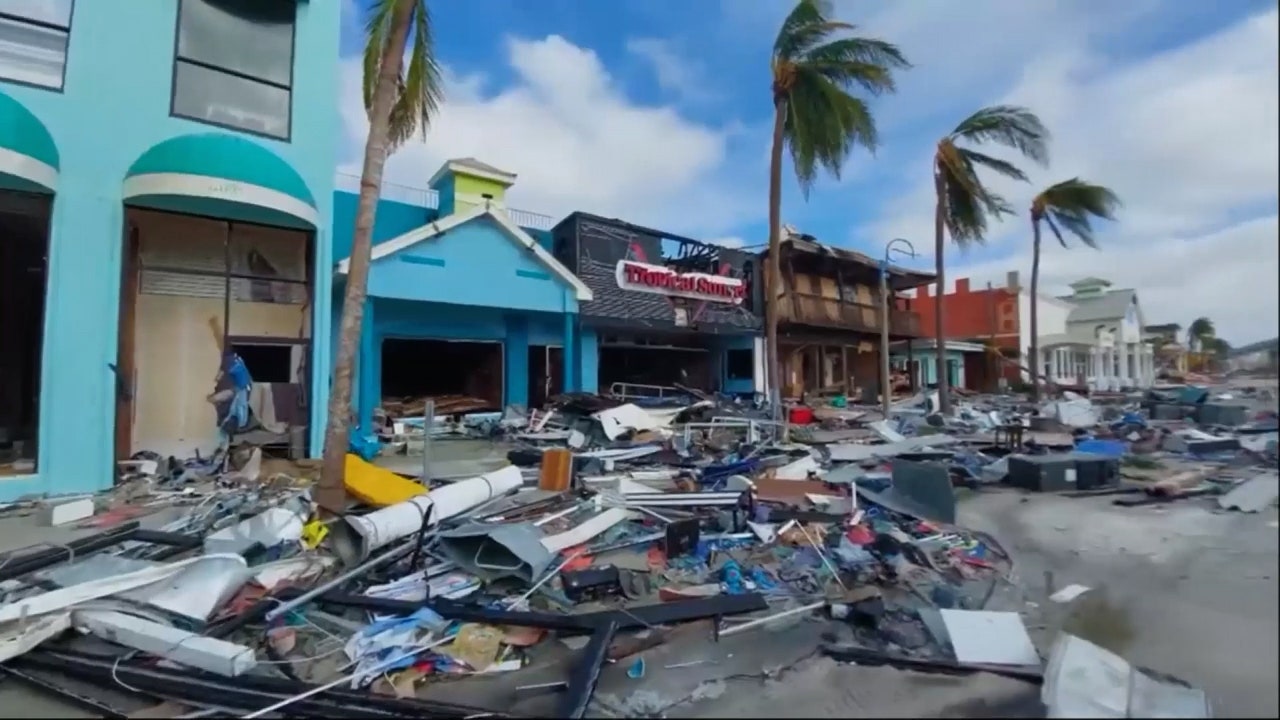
[0,0,340,500]
[331,159,591,438]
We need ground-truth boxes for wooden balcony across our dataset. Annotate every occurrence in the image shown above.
[780,291,923,337]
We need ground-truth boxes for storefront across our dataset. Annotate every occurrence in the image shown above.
[551,212,764,399]
[0,0,340,502]
[333,159,592,435]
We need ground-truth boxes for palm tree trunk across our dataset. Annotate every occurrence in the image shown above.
[1029,215,1042,402]
[317,0,416,513]
[932,167,950,414]
[765,100,786,417]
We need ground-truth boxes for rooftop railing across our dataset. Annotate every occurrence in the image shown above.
[333,172,555,231]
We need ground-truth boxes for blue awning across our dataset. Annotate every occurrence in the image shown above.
[123,133,317,228]
[0,89,59,193]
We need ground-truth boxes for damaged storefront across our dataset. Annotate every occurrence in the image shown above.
[552,212,763,399]
[768,234,932,401]
[0,100,333,499]
[333,159,592,437]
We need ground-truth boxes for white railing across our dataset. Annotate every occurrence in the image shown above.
[332,172,555,231]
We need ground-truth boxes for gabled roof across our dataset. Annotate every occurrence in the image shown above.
[427,158,517,188]
[335,205,593,302]
[1061,288,1136,324]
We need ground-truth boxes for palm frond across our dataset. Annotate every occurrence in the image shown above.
[951,105,1050,166]
[1034,178,1121,249]
[364,0,445,150]
[361,0,399,111]
[958,148,1028,182]
[773,0,852,60]
[800,37,910,96]
[1043,214,1067,248]
[784,66,876,193]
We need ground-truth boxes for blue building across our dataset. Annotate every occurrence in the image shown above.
[332,158,592,436]
[0,0,340,500]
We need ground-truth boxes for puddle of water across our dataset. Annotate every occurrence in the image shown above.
[1058,587,1136,655]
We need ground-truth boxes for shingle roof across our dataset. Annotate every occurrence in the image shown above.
[1060,288,1135,324]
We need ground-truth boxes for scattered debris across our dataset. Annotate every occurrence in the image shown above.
[2,376,1270,715]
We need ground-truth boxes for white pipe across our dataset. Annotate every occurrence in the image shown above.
[329,465,523,565]
[718,600,827,637]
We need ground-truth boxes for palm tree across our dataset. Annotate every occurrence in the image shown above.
[318,0,443,512]
[931,106,1048,413]
[1028,179,1121,400]
[1187,317,1215,352]
[766,0,909,412]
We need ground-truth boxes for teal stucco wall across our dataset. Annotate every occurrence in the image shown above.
[0,1,340,500]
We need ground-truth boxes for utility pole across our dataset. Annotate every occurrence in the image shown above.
[880,238,916,417]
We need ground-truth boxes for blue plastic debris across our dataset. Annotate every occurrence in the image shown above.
[1075,438,1127,459]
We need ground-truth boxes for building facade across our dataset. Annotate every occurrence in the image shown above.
[0,0,340,500]
[767,233,930,400]
[909,273,1157,391]
[332,159,590,437]
[552,213,764,399]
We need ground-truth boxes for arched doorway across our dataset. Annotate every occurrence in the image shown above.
[116,132,318,465]
[0,90,59,481]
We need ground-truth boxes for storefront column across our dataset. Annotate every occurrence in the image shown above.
[561,312,576,393]
[38,190,122,496]
[505,315,529,408]
[356,299,377,437]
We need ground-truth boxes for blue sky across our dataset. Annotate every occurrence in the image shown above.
[336,0,1279,345]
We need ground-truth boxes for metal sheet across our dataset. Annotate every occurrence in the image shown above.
[1217,473,1280,512]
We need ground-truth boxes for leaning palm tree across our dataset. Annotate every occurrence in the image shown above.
[319,0,443,512]
[1187,317,1215,352]
[1028,178,1121,400]
[766,0,909,412]
[931,106,1048,413]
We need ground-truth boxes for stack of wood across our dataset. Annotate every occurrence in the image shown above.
[380,394,493,418]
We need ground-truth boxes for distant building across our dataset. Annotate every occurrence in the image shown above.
[908,274,1158,391]
[1227,338,1280,374]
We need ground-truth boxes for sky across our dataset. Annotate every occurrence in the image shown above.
[336,0,1280,346]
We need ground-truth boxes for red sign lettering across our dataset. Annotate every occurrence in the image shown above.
[614,261,746,304]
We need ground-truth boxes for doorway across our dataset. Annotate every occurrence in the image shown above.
[116,208,314,461]
[380,338,504,411]
[528,345,564,408]
[0,192,51,476]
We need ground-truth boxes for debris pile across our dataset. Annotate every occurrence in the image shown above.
[0,378,1262,716]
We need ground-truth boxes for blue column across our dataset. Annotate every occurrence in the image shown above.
[505,315,530,407]
[578,325,599,393]
[356,299,377,437]
[562,313,576,393]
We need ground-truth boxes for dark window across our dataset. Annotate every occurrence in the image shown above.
[0,0,73,90]
[172,0,295,140]
[726,349,754,380]
[231,343,294,383]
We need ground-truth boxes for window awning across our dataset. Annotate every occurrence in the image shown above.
[0,89,59,193]
[123,133,317,228]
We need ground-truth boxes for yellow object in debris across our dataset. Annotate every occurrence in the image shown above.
[343,453,428,507]
[300,520,329,549]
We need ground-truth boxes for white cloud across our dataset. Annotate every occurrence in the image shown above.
[706,236,748,249]
[865,6,1279,346]
[338,35,756,237]
[625,37,719,105]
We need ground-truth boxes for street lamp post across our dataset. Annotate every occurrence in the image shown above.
[880,238,916,417]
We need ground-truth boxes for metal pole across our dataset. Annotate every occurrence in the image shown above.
[879,239,917,417]
[421,398,435,482]
[263,540,414,623]
[879,263,892,417]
